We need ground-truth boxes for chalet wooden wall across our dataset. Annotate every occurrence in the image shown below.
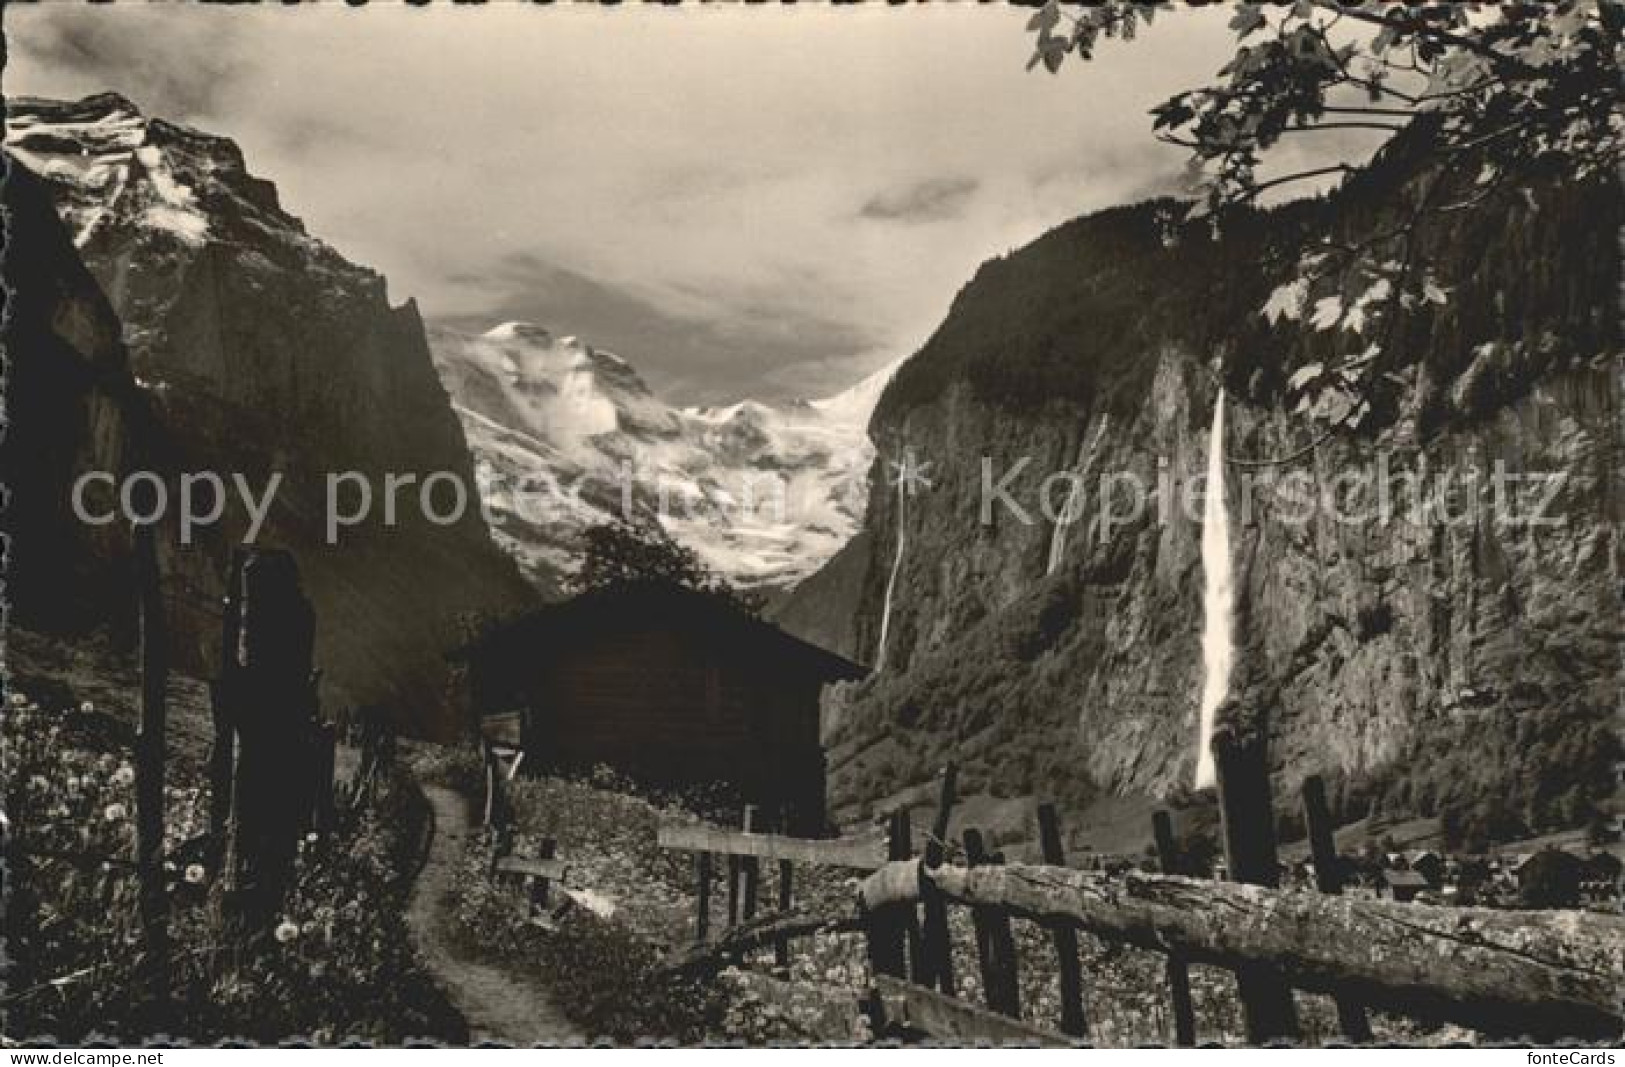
[505,621,829,831]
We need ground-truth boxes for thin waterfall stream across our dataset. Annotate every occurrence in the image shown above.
[874,460,908,672]
[1195,390,1233,789]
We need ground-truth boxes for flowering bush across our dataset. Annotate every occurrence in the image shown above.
[3,686,462,1043]
[405,743,486,798]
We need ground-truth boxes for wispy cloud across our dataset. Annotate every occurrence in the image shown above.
[6,4,1244,402]
[11,8,250,123]
[860,177,980,224]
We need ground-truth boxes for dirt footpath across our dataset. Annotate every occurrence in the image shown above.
[406,782,586,1046]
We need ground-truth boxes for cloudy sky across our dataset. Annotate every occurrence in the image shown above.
[9,4,1343,403]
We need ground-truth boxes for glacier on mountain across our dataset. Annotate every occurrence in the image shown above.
[429,322,896,591]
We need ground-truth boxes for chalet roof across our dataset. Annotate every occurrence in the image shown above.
[454,580,868,683]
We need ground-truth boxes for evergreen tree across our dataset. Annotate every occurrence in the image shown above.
[570,518,763,616]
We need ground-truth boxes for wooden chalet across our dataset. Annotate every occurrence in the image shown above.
[454,581,866,833]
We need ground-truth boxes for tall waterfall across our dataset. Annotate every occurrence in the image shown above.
[874,462,908,672]
[1046,415,1110,576]
[1194,390,1233,790]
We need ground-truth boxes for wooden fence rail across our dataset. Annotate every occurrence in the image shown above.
[657,824,888,871]
[872,975,1078,1048]
[664,907,865,974]
[864,859,1624,1041]
[661,811,889,950]
[656,766,1623,1046]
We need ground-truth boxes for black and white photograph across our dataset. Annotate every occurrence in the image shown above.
[1,0,1620,1050]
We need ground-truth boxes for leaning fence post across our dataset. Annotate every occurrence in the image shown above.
[919,764,958,994]
[962,828,1020,1018]
[133,522,169,1013]
[1302,774,1373,1044]
[1036,803,1089,1038]
[481,738,497,828]
[1152,810,1198,1046]
[1212,725,1300,1044]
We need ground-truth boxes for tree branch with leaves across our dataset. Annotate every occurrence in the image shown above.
[1029,1,1621,443]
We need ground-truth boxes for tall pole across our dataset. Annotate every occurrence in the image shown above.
[1212,724,1299,1043]
[133,521,169,1017]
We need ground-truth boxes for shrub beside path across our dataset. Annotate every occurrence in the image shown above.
[406,782,586,1046]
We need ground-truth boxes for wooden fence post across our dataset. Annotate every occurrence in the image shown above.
[1212,726,1300,1044]
[864,813,911,980]
[485,739,514,871]
[695,850,713,943]
[132,522,169,1011]
[919,764,958,994]
[774,805,794,971]
[726,851,741,928]
[223,549,319,931]
[888,811,928,981]
[740,805,761,923]
[207,550,245,870]
[775,858,794,973]
[1302,774,1373,1044]
[530,837,557,917]
[1152,810,1198,1046]
[962,828,1020,1018]
[311,721,336,832]
[1036,803,1088,1039]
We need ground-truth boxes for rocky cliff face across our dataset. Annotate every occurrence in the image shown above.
[5,94,532,737]
[814,169,1621,840]
[1,162,146,637]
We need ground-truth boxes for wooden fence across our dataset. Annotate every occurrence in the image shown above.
[657,762,1625,1046]
[62,538,352,1003]
[479,739,608,927]
[658,805,886,960]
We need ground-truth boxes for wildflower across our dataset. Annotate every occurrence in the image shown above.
[274,920,299,943]
[113,764,136,787]
[184,864,206,885]
[305,831,319,843]
[79,701,95,714]
[9,693,27,707]
[103,803,128,822]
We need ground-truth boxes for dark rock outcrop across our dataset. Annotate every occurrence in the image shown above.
[1,163,146,635]
[5,94,533,737]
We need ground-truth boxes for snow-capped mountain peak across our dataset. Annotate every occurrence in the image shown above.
[430,323,896,591]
